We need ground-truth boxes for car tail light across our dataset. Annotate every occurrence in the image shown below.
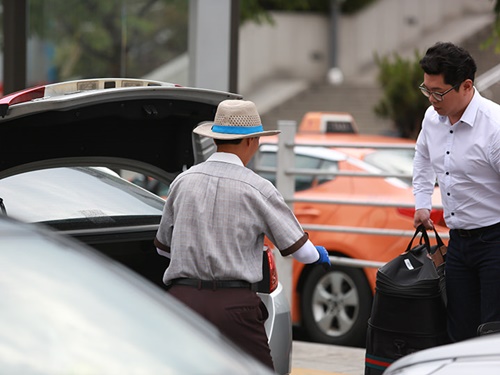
[0,86,46,117]
[397,207,446,227]
[265,247,279,293]
[0,78,181,117]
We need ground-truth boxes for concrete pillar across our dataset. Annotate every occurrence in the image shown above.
[188,0,239,92]
[3,0,27,94]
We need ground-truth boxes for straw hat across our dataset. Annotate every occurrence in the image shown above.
[193,100,280,140]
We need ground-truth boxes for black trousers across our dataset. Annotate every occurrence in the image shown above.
[446,223,500,341]
[168,284,275,371]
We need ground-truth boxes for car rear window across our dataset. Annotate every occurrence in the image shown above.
[0,167,165,226]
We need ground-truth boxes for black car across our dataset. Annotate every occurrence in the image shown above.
[0,78,292,375]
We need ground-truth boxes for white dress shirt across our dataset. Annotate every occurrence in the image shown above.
[413,89,500,230]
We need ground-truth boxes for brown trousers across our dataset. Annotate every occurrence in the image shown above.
[168,285,275,371]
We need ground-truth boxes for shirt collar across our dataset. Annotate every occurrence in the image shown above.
[207,152,244,167]
[457,88,481,127]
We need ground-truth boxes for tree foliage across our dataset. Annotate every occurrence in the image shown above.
[241,0,376,24]
[23,0,376,83]
[28,0,188,80]
[481,0,500,53]
[374,51,430,139]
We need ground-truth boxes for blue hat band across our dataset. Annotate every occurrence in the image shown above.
[211,124,264,135]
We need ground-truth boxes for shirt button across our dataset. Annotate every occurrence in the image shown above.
[450,130,454,134]
[447,192,451,196]
[446,151,450,154]
[451,212,455,216]
[446,172,449,175]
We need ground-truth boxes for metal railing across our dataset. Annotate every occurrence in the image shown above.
[254,120,448,296]
[256,120,448,240]
[476,63,500,92]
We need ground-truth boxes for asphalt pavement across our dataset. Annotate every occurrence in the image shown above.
[291,341,366,375]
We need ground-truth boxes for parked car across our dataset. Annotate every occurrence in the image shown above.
[0,78,291,375]
[384,331,500,375]
[0,214,275,374]
[249,131,447,348]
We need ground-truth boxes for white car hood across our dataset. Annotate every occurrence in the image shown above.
[387,334,500,374]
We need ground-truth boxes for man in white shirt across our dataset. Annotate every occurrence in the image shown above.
[413,41,500,342]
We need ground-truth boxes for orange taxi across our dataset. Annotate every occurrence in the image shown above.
[252,115,447,348]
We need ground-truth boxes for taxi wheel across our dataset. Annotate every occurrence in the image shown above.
[301,264,372,347]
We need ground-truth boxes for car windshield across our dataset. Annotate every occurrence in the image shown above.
[0,167,165,226]
[256,150,339,191]
[363,149,415,185]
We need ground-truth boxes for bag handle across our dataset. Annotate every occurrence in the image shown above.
[405,225,445,254]
[432,227,445,249]
[405,225,430,253]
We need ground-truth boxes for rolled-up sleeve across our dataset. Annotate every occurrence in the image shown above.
[261,189,308,256]
[154,196,174,253]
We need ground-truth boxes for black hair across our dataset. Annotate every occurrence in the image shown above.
[214,138,243,145]
[419,42,477,87]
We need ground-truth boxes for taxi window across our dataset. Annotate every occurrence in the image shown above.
[363,149,414,186]
[295,155,321,191]
[316,160,339,185]
[256,151,338,192]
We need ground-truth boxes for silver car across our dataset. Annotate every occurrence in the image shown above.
[0,214,275,374]
[0,78,292,375]
[384,332,500,375]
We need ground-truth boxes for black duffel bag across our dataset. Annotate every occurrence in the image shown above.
[364,225,449,375]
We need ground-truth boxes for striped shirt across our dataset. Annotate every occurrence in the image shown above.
[155,152,307,283]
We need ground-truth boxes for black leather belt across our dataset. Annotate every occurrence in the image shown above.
[453,221,500,238]
[169,278,255,290]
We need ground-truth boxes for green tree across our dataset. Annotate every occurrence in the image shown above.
[28,0,188,80]
[374,51,430,139]
[241,0,376,24]
[23,0,376,83]
[482,0,500,52]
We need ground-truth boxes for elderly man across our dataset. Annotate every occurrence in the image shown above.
[155,99,330,370]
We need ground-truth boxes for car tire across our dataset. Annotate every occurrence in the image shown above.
[301,263,372,347]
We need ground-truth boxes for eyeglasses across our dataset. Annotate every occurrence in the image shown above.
[418,83,459,102]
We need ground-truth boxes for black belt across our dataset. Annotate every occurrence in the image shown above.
[453,222,500,238]
[169,278,255,290]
